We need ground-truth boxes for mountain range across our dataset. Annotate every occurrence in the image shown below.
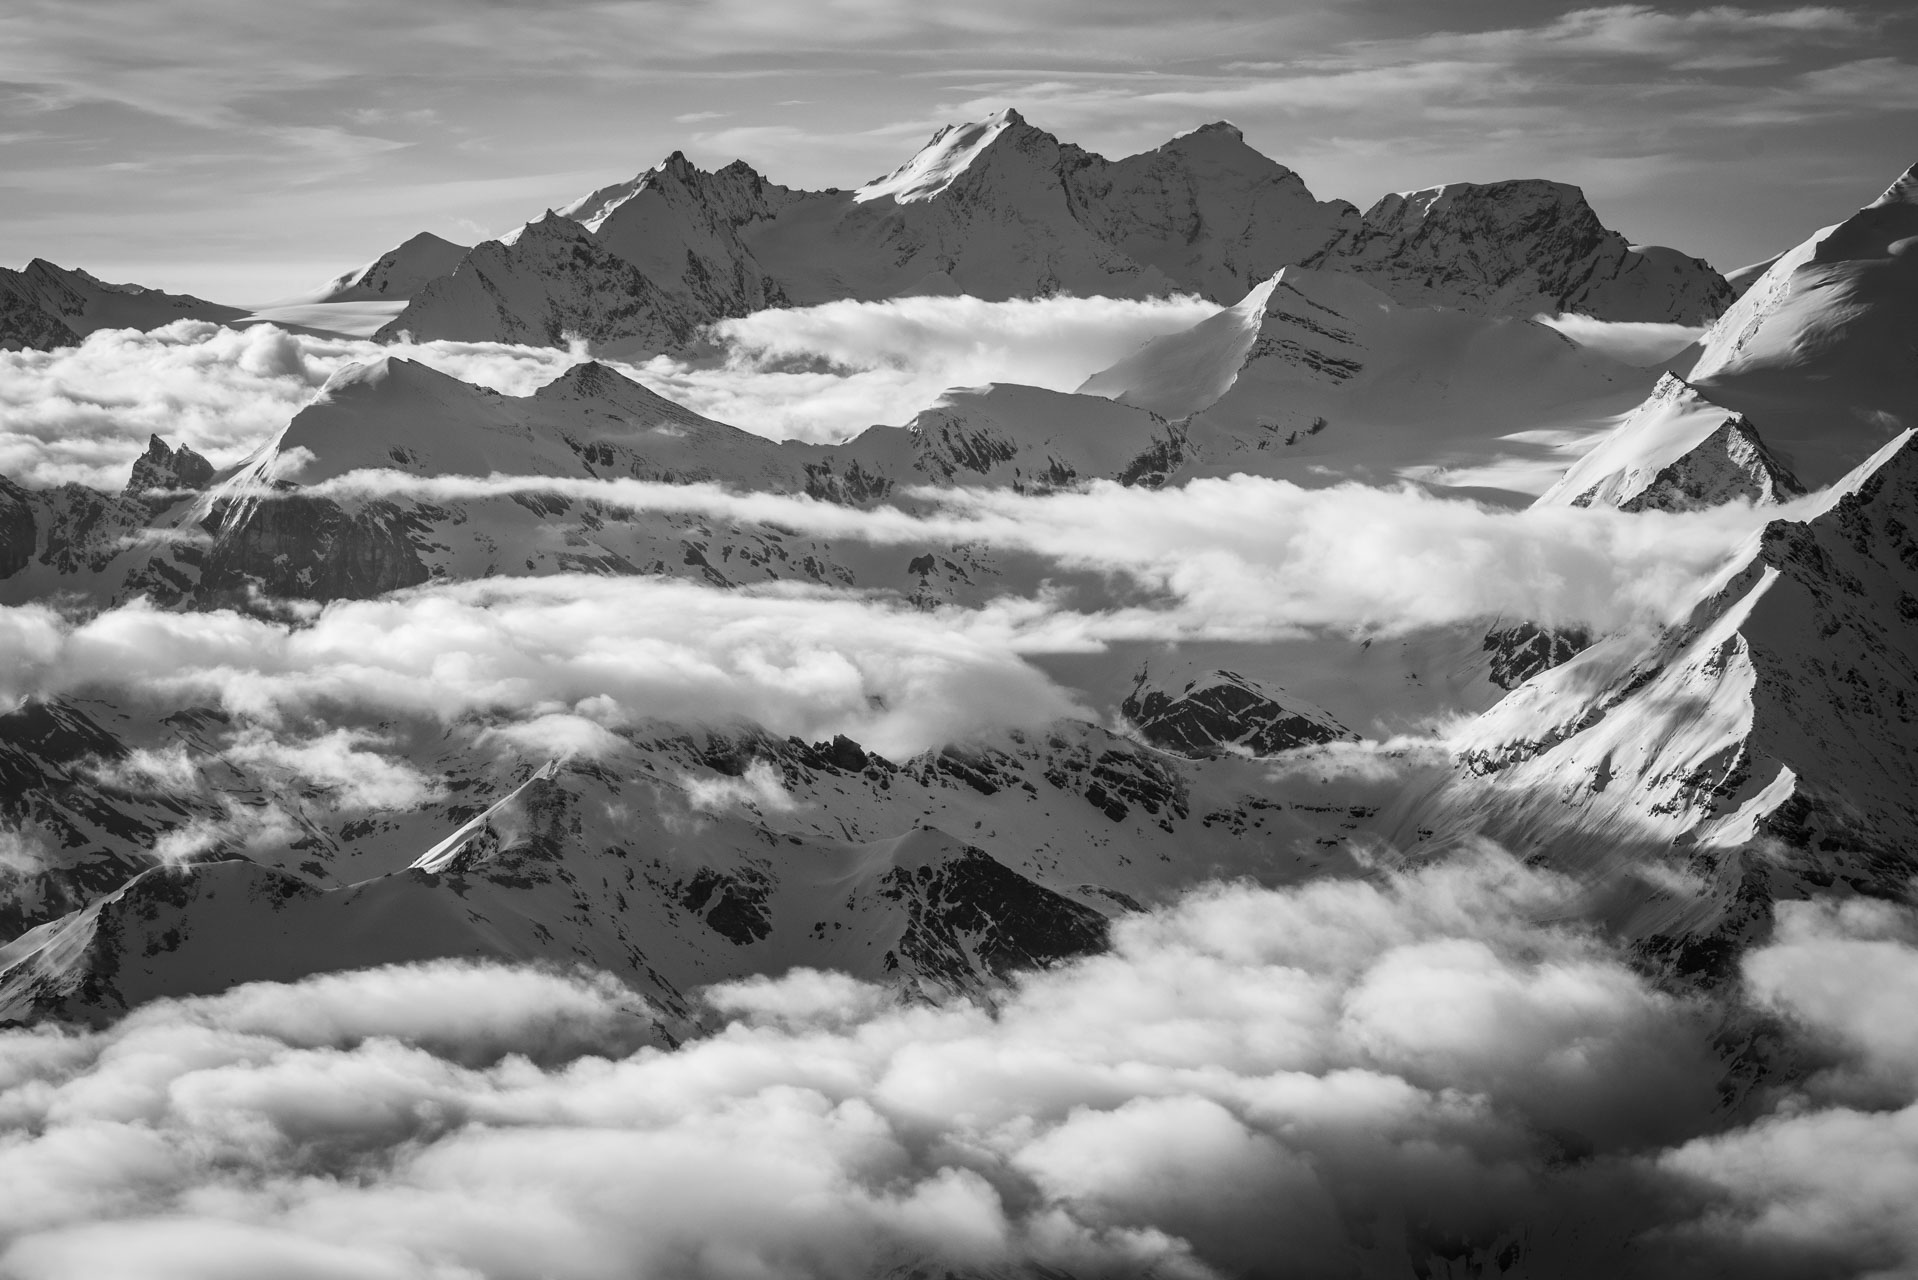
[3,108,1731,358]
[2,108,1916,1274]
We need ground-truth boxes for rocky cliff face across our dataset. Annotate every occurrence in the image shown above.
[0,273,79,350]
[123,435,215,504]
[1311,179,1733,323]
[375,213,693,348]
[0,710,1389,1025]
[1615,417,1805,513]
[1122,667,1353,757]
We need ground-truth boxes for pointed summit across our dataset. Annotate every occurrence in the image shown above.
[124,435,214,500]
[1869,160,1918,209]
[1180,120,1242,139]
[854,108,1038,204]
[1538,373,1805,512]
[1686,159,1918,485]
[312,231,469,303]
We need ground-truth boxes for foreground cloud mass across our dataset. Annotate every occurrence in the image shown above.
[1,855,1913,1279]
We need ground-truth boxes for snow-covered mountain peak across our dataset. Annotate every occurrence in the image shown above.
[555,174,652,232]
[1538,371,1807,513]
[318,354,455,399]
[1312,179,1732,323]
[497,208,578,247]
[528,360,734,431]
[1869,159,1918,209]
[310,232,469,304]
[1681,162,1918,486]
[1169,120,1244,143]
[854,108,1032,204]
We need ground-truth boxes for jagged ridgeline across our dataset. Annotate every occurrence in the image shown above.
[367,109,1729,353]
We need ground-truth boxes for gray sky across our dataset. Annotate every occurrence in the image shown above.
[2,0,1912,302]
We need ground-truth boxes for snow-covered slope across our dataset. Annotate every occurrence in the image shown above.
[1682,163,1918,485]
[0,699,1405,1025]
[888,382,1182,491]
[1432,430,1918,973]
[1310,180,1733,323]
[1723,253,1782,298]
[1538,372,1805,511]
[1081,267,1637,493]
[308,231,471,302]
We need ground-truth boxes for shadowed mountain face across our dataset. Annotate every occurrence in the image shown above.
[1307,179,1734,323]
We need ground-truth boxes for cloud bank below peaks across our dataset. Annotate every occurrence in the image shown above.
[2,852,1915,1279]
[0,295,1217,487]
[289,468,1783,637]
[652,292,1221,442]
[0,578,1086,762]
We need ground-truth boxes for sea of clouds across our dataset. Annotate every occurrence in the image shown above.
[2,853,1914,1279]
[2,296,1906,1279]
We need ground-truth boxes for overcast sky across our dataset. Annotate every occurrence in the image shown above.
[1,0,1912,302]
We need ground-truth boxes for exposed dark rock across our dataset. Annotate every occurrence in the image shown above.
[1123,668,1351,758]
[1483,622,1594,690]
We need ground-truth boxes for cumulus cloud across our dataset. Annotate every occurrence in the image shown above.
[682,759,801,814]
[4,853,1914,1278]
[220,727,444,812]
[1656,897,1918,1275]
[0,826,52,878]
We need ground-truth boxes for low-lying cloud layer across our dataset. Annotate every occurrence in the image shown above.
[0,460,1783,769]
[0,579,1086,761]
[650,292,1220,441]
[1536,313,1707,366]
[292,467,1779,636]
[1,853,1910,1279]
[0,296,1216,487]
